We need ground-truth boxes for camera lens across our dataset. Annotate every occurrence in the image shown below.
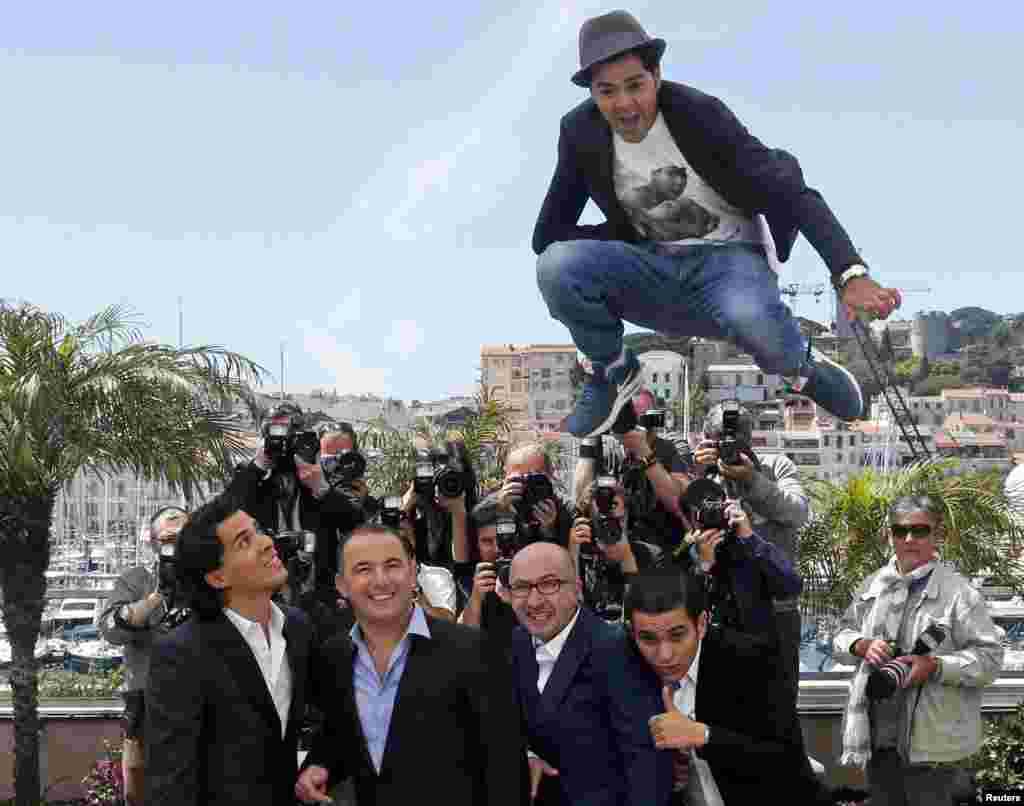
[435,467,465,498]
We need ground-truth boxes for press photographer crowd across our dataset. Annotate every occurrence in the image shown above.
[92,392,1002,806]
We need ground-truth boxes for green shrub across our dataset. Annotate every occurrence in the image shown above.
[35,667,124,699]
[968,702,1024,789]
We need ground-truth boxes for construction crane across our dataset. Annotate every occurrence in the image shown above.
[779,283,936,460]
[779,283,933,326]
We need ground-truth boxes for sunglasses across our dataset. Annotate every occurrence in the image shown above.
[890,524,933,539]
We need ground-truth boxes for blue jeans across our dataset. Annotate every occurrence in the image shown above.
[536,239,809,376]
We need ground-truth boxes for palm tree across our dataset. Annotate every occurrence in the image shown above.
[361,386,515,499]
[0,302,263,806]
[797,459,1024,615]
[671,381,708,435]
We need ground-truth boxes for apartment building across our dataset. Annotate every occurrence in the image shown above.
[480,343,576,432]
[870,386,1023,452]
[706,364,783,405]
[639,350,686,404]
[527,345,577,433]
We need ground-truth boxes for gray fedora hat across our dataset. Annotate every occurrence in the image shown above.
[572,10,666,88]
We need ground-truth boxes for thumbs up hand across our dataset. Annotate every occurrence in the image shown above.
[648,685,709,751]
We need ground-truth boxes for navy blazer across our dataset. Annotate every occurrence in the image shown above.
[512,608,672,806]
[620,624,830,806]
[532,81,863,280]
[145,606,313,806]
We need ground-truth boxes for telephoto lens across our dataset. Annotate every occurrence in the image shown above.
[866,623,948,700]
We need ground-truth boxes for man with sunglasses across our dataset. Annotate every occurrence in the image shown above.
[508,542,663,806]
[833,495,1004,805]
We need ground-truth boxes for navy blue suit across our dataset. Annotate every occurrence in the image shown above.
[532,80,863,281]
[512,608,672,806]
[620,624,830,806]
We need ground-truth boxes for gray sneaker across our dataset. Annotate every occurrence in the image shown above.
[563,350,645,438]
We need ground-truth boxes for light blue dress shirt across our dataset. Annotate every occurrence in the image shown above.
[349,606,432,773]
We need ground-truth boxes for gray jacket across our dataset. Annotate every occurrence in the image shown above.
[721,452,809,570]
[833,562,1005,763]
[98,565,167,692]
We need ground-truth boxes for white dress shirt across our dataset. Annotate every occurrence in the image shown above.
[224,603,293,739]
[418,564,457,614]
[672,641,724,806]
[533,607,580,693]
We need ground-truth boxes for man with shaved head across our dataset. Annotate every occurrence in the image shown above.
[509,542,666,806]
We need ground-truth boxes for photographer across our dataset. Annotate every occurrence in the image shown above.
[402,438,479,571]
[496,442,573,546]
[571,475,661,621]
[457,498,519,646]
[98,506,188,806]
[832,496,1003,803]
[230,406,368,609]
[618,389,694,550]
[694,401,808,708]
[683,500,802,637]
[380,497,457,621]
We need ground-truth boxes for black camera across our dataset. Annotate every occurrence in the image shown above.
[866,623,948,701]
[156,543,178,602]
[695,500,731,531]
[271,529,317,564]
[494,518,521,586]
[591,476,623,546]
[379,495,404,529]
[579,436,603,462]
[685,477,732,533]
[509,472,555,525]
[263,407,319,466]
[321,448,366,486]
[412,449,469,498]
[717,407,741,466]
[638,408,665,431]
[433,452,468,498]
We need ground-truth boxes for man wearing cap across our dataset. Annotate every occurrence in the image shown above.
[534,10,903,439]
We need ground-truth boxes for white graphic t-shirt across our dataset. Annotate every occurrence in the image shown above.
[613,112,763,246]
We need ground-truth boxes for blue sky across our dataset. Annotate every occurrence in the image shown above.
[3,2,1021,401]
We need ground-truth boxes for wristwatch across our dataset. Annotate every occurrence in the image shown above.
[703,725,711,746]
[834,264,869,291]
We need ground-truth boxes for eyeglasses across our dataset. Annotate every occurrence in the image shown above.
[508,578,571,599]
[890,524,933,540]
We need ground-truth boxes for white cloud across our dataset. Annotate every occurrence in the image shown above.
[297,318,391,396]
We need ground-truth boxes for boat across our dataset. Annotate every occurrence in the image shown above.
[63,639,123,674]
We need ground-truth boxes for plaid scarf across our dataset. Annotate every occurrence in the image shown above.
[839,556,937,769]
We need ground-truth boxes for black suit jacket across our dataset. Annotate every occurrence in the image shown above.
[512,608,670,806]
[145,606,313,806]
[305,615,529,806]
[623,625,828,805]
[532,80,863,279]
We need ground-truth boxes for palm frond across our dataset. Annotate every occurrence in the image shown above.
[799,456,1024,606]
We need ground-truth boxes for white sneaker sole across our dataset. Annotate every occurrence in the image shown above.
[811,348,863,417]
[579,366,645,439]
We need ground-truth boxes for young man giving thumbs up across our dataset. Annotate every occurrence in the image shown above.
[624,568,831,805]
